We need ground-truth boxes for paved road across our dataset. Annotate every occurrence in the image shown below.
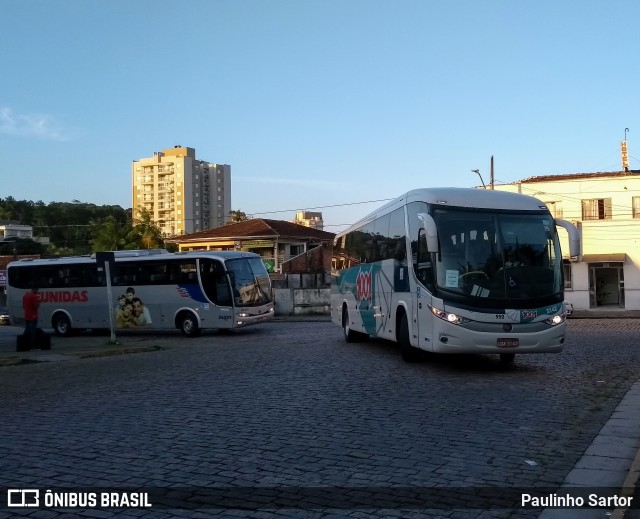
[1,319,640,518]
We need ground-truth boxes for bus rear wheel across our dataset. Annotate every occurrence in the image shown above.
[52,313,72,337]
[178,312,201,337]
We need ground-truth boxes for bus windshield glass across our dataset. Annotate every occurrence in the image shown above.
[432,208,563,302]
[226,257,272,306]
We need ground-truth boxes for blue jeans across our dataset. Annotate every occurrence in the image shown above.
[24,320,38,349]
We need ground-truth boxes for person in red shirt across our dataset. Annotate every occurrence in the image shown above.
[22,286,40,349]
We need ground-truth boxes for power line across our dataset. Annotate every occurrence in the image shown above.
[251,198,394,215]
[492,179,640,214]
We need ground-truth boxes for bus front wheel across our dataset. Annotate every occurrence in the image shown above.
[399,313,421,363]
[342,307,364,343]
[499,353,515,365]
[178,312,201,337]
[52,313,72,337]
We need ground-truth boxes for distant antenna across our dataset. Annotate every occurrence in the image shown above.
[621,128,629,171]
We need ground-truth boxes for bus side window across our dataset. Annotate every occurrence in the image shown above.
[136,267,150,285]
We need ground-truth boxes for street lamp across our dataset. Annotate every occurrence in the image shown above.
[471,169,486,189]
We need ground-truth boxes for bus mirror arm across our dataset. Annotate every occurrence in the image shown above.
[417,213,439,253]
[554,219,581,260]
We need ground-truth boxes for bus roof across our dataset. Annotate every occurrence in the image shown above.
[7,250,261,268]
[342,187,548,236]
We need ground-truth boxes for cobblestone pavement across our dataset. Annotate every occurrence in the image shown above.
[1,319,640,519]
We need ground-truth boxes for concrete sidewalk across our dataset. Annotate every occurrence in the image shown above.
[0,325,166,366]
[538,380,640,518]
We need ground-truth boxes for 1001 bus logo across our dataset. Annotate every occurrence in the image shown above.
[356,269,372,304]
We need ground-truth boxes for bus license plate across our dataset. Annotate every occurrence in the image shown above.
[497,338,519,348]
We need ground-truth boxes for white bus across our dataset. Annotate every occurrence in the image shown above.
[331,188,580,364]
[7,249,274,337]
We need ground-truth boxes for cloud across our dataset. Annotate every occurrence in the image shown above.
[0,107,69,141]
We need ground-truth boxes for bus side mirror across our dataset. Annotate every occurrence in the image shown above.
[554,219,581,259]
[417,213,439,253]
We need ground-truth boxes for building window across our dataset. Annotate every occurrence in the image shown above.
[582,198,612,220]
[633,196,640,218]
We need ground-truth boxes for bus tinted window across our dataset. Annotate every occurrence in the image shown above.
[199,259,232,306]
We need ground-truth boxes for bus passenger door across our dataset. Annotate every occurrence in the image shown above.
[414,227,434,350]
[200,260,232,306]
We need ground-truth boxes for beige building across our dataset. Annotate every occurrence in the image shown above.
[132,146,231,237]
[293,211,324,230]
[491,170,640,311]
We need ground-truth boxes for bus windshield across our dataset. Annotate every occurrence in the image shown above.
[226,257,272,306]
[432,208,563,302]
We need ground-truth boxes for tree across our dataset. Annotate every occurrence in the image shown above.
[90,216,134,252]
[227,209,249,224]
[0,197,130,255]
[129,208,164,249]
[0,238,45,256]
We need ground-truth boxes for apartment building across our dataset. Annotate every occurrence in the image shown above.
[491,170,640,311]
[293,211,324,230]
[132,146,231,237]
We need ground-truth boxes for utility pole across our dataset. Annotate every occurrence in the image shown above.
[490,155,494,190]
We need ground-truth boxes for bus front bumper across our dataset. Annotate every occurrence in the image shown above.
[234,306,275,327]
[431,320,566,354]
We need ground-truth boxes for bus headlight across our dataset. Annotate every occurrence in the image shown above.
[544,314,566,326]
[429,305,469,325]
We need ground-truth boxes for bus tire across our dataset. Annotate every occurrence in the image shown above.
[178,312,200,337]
[52,313,72,337]
[499,353,515,365]
[342,306,362,343]
[399,313,421,363]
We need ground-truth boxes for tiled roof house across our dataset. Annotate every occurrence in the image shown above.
[166,219,335,273]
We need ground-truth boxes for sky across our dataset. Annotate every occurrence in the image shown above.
[2,0,640,233]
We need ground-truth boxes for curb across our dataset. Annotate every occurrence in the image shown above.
[77,345,163,358]
[0,356,25,367]
[0,345,163,366]
[612,402,640,519]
